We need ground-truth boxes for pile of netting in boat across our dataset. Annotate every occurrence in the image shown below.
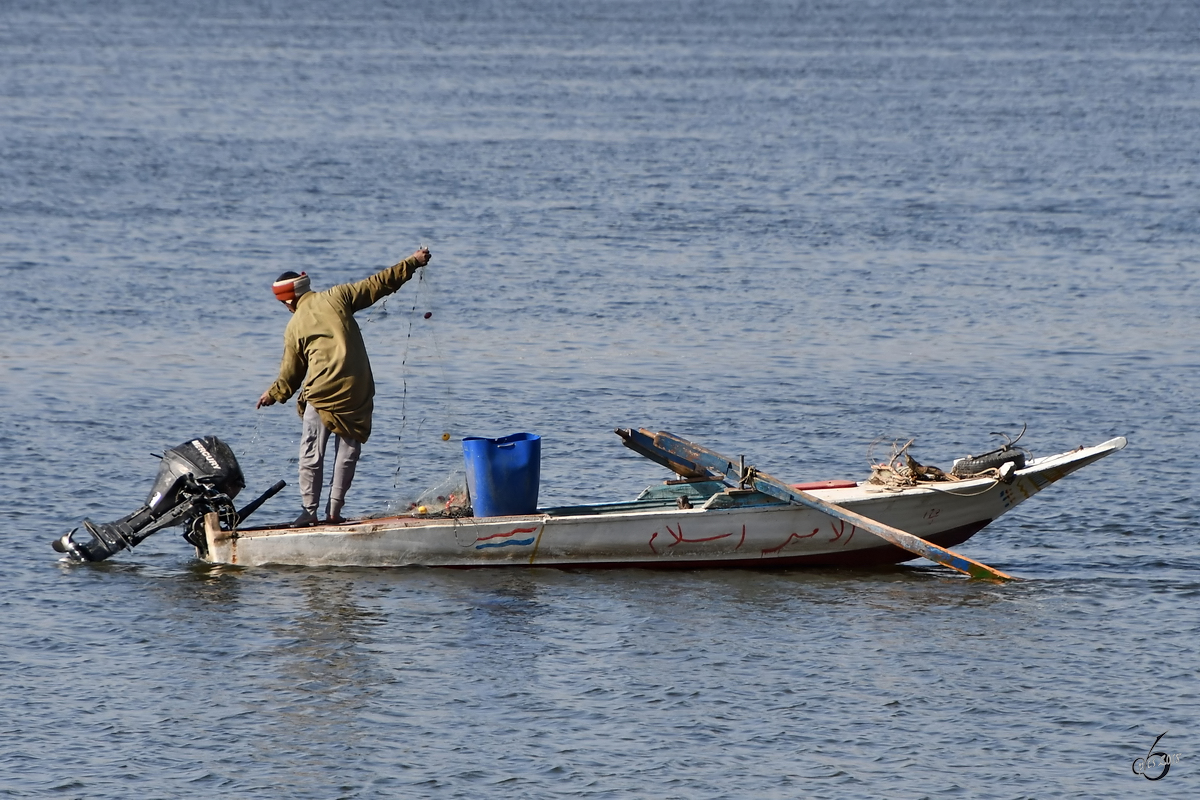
[372,470,472,518]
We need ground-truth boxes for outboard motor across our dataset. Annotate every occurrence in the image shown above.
[52,436,278,563]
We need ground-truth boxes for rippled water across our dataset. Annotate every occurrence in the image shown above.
[2,0,1199,796]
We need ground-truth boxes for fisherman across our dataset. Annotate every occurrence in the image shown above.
[256,247,432,525]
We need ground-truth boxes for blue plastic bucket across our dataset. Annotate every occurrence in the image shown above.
[462,433,541,517]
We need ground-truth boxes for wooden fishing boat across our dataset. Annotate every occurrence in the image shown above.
[196,431,1126,578]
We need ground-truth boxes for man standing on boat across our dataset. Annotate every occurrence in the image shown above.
[256,247,432,525]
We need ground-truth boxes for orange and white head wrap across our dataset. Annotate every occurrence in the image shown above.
[272,272,311,303]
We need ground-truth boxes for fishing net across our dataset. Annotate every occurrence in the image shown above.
[374,469,472,518]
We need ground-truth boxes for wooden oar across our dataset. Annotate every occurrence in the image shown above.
[617,428,1017,581]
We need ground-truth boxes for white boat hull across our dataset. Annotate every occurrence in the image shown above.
[203,438,1126,570]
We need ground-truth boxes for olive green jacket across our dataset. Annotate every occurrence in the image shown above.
[267,257,422,443]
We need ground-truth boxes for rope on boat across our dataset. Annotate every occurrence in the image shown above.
[866,438,1007,492]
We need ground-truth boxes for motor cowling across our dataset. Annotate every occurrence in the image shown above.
[145,437,245,509]
[54,437,246,563]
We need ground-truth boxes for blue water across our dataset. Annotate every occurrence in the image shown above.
[2,0,1199,796]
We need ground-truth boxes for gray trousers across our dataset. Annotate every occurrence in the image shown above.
[299,403,361,519]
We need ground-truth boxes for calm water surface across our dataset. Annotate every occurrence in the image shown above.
[2,0,1199,797]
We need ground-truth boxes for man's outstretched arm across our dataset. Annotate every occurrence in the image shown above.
[341,247,431,313]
